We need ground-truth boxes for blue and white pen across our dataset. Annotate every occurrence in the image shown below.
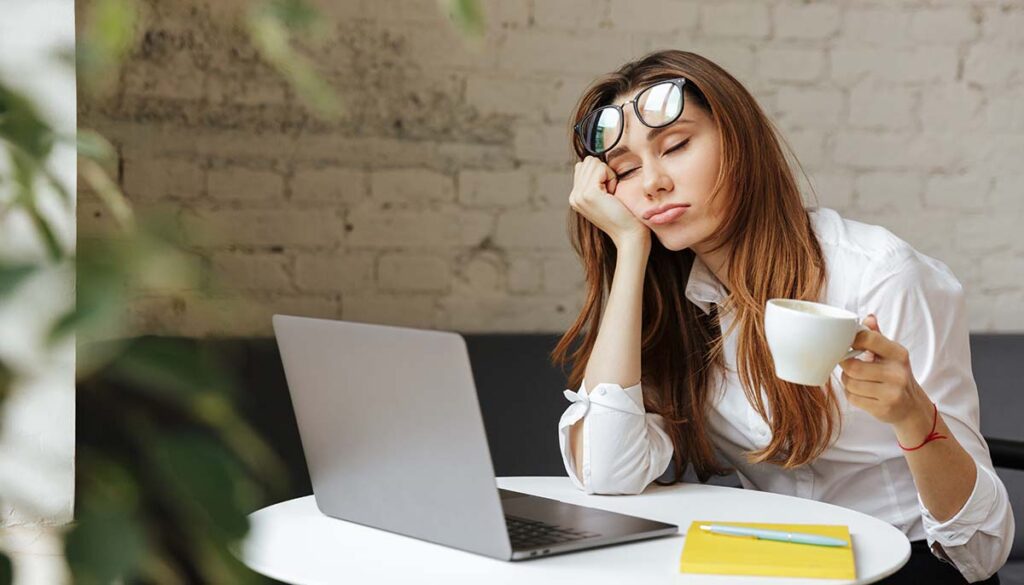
[699,524,848,547]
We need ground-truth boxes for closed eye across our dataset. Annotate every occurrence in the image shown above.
[614,139,690,180]
[615,168,638,180]
[665,138,689,155]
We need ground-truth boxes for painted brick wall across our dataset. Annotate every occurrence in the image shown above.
[78,0,1024,335]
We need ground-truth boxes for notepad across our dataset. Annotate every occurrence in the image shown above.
[679,520,855,580]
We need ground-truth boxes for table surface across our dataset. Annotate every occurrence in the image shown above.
[240,476,911,585]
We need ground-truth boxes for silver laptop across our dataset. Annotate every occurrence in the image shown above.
[272,314,679,561]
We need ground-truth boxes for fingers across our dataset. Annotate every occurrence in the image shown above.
[602,162,618,195]
[839,357,885,382]
[841,355,908,385]
[853,330,908,365]
[575,156,597,184]
[572,156,613,202]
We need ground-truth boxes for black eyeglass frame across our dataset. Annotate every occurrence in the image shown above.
[573,77,689,157]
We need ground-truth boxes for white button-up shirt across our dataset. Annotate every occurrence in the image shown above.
[557,207,1014,582]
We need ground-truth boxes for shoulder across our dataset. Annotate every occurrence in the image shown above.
[808,207,962,298]
[809,207,908,261]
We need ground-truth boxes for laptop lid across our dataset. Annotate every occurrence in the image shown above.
[273,315,513,560]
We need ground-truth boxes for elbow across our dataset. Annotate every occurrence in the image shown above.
[583,429,673,495]
[585,463,656,495]
[985,510,1016,581]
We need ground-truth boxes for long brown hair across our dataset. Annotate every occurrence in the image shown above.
[551,49,839,484]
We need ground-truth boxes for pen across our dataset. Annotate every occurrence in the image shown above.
[699,524,848,547]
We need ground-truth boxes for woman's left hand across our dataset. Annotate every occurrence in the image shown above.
[838,314,933,429]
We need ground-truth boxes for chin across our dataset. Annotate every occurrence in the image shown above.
[655,231,695,252]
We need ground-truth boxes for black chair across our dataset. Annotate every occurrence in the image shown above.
[973,335,1024,584]
[989,439,1024,472]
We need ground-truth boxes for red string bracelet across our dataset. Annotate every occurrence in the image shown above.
[897,402,948,451]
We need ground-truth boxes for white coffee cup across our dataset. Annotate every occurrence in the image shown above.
[764,299,869,386]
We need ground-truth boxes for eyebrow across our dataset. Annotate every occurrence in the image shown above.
[604,119,695,162]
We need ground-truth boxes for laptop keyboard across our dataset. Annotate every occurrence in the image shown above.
[505,514,601,549]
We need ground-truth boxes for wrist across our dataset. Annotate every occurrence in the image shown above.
[893,395,944,450]
[615,230,650,253]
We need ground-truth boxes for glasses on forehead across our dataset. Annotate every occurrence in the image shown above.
[574,77,688,157]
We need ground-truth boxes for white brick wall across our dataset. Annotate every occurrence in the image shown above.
[80,0,1024,334]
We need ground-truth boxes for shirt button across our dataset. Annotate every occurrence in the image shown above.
[597,387,606,396]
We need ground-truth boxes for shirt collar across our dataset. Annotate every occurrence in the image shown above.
[684,253,729,315]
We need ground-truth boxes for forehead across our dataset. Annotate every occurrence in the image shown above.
[609,89,704,139]
[612,84,701,120]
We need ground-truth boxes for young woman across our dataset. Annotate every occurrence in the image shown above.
[552,50,1012,584]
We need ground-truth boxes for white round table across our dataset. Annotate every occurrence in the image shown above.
[240,476,911,585]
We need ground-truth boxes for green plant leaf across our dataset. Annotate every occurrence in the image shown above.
[443,0,485,38]
[247,1,341,118]
[0,83,55,161]
[0,357,13,408]
[23,199,63,261]
[48,243,124,343]
[40,163,73,207]
[102,338,287,489]
[0,83,68,260]
[76,129,116,162]
[0,264,36,298]
[108,338,234,402]
[78,157,135,231]
[149,432,257,542]
[76,0,139,96]
[64,457,146,585]
[264,0,320,31]
[0,550,11,585]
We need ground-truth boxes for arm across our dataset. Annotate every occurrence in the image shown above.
[557,233,674,494]
[842,249,1014,581]
[569,235,650,477]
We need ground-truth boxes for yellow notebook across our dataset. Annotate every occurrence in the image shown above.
[679,520,855,580]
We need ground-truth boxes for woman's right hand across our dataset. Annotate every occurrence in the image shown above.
[569,156,650,248]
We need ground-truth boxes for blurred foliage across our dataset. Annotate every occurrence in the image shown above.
[0,0,482,582]
[70,337,283,584]
[0,75,283,582]
[247,0,341,119]
[0,83,69,261]
[443,0,486,39]
[73,0,139,96]
[0,552,10,585]
[0,359,11,419]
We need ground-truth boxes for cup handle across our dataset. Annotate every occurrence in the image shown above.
[841,323,871,361]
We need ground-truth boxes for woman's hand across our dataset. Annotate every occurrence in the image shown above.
[569,156,649,248]
[839,314,936,441]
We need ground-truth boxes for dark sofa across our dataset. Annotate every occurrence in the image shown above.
[222,333,1023,582]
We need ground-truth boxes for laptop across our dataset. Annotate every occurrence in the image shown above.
[272,315,679,561]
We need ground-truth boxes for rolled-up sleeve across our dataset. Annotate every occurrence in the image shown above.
[918,463,1014,582]
[557,379,673,495]
[859,247,1014,582]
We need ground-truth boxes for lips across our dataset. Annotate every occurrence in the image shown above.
[645,204,690,225]
[644,203,690,219]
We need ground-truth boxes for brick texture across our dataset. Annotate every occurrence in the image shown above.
[78,0,1024,335]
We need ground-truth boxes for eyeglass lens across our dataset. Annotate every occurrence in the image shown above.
[579,80,684,155]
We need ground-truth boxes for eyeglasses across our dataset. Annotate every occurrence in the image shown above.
[574,77,688,157]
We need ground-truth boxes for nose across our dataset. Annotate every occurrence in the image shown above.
[642,157,673,198]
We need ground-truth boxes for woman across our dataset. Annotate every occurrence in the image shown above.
[552,50,1012,584]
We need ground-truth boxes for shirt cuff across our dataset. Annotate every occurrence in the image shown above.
[918,460,995,547]
[557,380,644,492]
[917,461,1000,580]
